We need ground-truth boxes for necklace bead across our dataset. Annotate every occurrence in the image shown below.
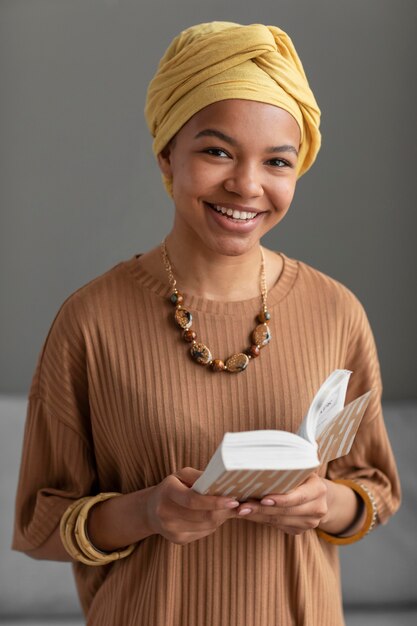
[161,239,271,374]
[183,329,197,342]
[252,323,271,347]
[225,353,250,373]
[247,345,261,358]
[190,342,212,365]
[211,359,225,372]
[258,310,271,323]
[174,307,193,329]
[170,292,184,305]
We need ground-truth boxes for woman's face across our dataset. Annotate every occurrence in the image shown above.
[158,99,301,257]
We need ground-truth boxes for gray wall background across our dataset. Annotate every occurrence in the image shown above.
[1,0,416,400]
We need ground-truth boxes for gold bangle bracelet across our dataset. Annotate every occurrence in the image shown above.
[60,498,94,562]
[62,497,124,566]
[64,499,114,565]
[74,493,136,563]
[316,479,378,546]
[60,498,89,536]
[60,494,136,566]
[66,502,109,565]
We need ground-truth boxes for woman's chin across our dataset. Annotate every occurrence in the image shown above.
[204,234,260,258]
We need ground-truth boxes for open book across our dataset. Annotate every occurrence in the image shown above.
[193,370,372,500]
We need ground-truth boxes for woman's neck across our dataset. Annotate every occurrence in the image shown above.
[166,234,266,301]
[139,234,283,302]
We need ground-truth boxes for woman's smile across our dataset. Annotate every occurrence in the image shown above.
[204,201,265,233]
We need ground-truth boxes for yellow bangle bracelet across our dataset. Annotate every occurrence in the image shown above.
[74,493,136,563]
[60,494,136,566]
[60,498,94,563]
[316,479,378,546]
[63,499,115,565]
[60,498,89,536]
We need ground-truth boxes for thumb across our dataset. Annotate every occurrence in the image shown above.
[173,467,203,488]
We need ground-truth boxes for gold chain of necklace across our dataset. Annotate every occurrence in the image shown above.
[161,239,271,373]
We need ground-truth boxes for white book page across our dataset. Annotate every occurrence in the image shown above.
[297,370,351,443]
[314,373,351,437]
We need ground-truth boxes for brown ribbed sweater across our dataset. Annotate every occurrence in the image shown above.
[13,253,400,626]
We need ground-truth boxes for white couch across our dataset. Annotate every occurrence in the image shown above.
[1,396,416,625]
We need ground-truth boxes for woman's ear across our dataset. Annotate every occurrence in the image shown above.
[157,143,174,179]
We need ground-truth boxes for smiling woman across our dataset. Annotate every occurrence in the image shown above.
[12,20,400,626]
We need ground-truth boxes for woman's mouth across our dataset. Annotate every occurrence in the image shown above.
[205,202,259,222]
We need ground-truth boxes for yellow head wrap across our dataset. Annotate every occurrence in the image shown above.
[145,21,321,195]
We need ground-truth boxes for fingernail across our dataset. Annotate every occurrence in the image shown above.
[226,500,240,509]
[238,507,252,516]
[261,498,275,506]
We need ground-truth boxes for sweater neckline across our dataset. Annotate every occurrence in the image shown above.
[123,251,299,316]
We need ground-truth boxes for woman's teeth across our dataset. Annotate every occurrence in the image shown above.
[211,204,257,221]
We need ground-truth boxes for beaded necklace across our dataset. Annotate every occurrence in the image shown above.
[161,239,271,373]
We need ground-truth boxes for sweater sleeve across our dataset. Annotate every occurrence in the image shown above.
[12,292,97,554]
[325,292,401,532]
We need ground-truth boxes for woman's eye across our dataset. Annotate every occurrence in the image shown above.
[267,158,291,168]
[203,147,230,158]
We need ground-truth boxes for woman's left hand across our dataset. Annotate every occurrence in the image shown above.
[235,474,330,535]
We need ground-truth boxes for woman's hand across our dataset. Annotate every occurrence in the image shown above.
[86,472,364,554]
[145,467,240,545]
[235,474,329,535]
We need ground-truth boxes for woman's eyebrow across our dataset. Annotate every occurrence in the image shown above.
[194,129,298,156]
[267,144,299,156]
[194,129,238,145]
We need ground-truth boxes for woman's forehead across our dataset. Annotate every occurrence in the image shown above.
[182,99,301,146]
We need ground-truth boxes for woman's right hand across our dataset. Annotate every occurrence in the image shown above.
[145,467,240,545]
[83,468,239,555]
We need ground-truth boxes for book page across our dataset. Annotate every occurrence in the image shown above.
[297,370,351,443]
[315,385,348,437]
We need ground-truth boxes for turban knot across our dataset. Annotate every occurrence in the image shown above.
[145,22,321,194]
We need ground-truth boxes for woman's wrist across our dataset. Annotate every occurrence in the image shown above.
[317,479,378,545]
[87,487,156,552]
[318,479,366,536]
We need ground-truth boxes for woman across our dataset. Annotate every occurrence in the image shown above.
[13,21,400,626]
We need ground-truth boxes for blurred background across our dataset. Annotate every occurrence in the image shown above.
[1,1,416,624]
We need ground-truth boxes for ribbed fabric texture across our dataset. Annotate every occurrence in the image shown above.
[13,253,400,626]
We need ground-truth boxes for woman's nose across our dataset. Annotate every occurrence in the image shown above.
[223,163,264,199]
